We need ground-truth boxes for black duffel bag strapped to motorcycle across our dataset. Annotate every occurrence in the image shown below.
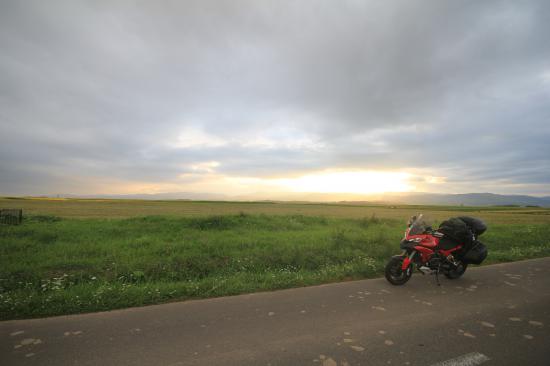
[457,216,487,236]
[438,217,474,246]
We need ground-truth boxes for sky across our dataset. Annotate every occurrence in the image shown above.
[1,0,549,198]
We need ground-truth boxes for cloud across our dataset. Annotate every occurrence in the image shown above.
[1,0,549,196]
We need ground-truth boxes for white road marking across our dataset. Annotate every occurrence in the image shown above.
[371,306,386,311]
[429,352,490,366]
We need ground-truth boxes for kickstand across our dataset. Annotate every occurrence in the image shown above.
[435,265,441,286]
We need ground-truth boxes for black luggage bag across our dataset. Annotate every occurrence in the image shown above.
[438,218,474,246]
[457,216,487,237]
[461,241,488,265]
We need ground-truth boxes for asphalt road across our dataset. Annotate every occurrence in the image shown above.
[2,258,550,366]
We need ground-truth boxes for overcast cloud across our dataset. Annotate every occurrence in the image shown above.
[1,0,549,197]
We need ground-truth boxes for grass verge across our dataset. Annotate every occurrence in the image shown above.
[1,213,549,320]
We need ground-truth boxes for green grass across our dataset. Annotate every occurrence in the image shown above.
[1,211,550,320]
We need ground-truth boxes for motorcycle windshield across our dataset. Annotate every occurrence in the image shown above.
[408,215,431,235]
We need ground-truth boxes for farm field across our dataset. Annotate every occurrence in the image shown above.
[2,196,550,223]
[1,197,550,320]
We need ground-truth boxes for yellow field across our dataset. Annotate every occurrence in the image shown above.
[1,197,549,224]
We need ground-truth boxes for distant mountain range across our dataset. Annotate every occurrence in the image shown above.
[47,192,550,207]
[371,192,550,207]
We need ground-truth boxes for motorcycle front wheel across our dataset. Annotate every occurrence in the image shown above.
[385,256,412,285]
[444,262,468,279]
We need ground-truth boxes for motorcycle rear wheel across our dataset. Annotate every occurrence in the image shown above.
[444,262,468,279]
[385,256,412,285]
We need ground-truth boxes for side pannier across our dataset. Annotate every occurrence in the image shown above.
[461,240,488,265]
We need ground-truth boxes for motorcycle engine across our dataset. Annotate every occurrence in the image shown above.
[426,256,442,270]
[427,254,458,271]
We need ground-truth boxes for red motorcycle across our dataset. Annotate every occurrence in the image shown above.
[385,215,487,286]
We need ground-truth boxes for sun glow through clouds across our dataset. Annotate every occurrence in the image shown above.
[274,171,413,194]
